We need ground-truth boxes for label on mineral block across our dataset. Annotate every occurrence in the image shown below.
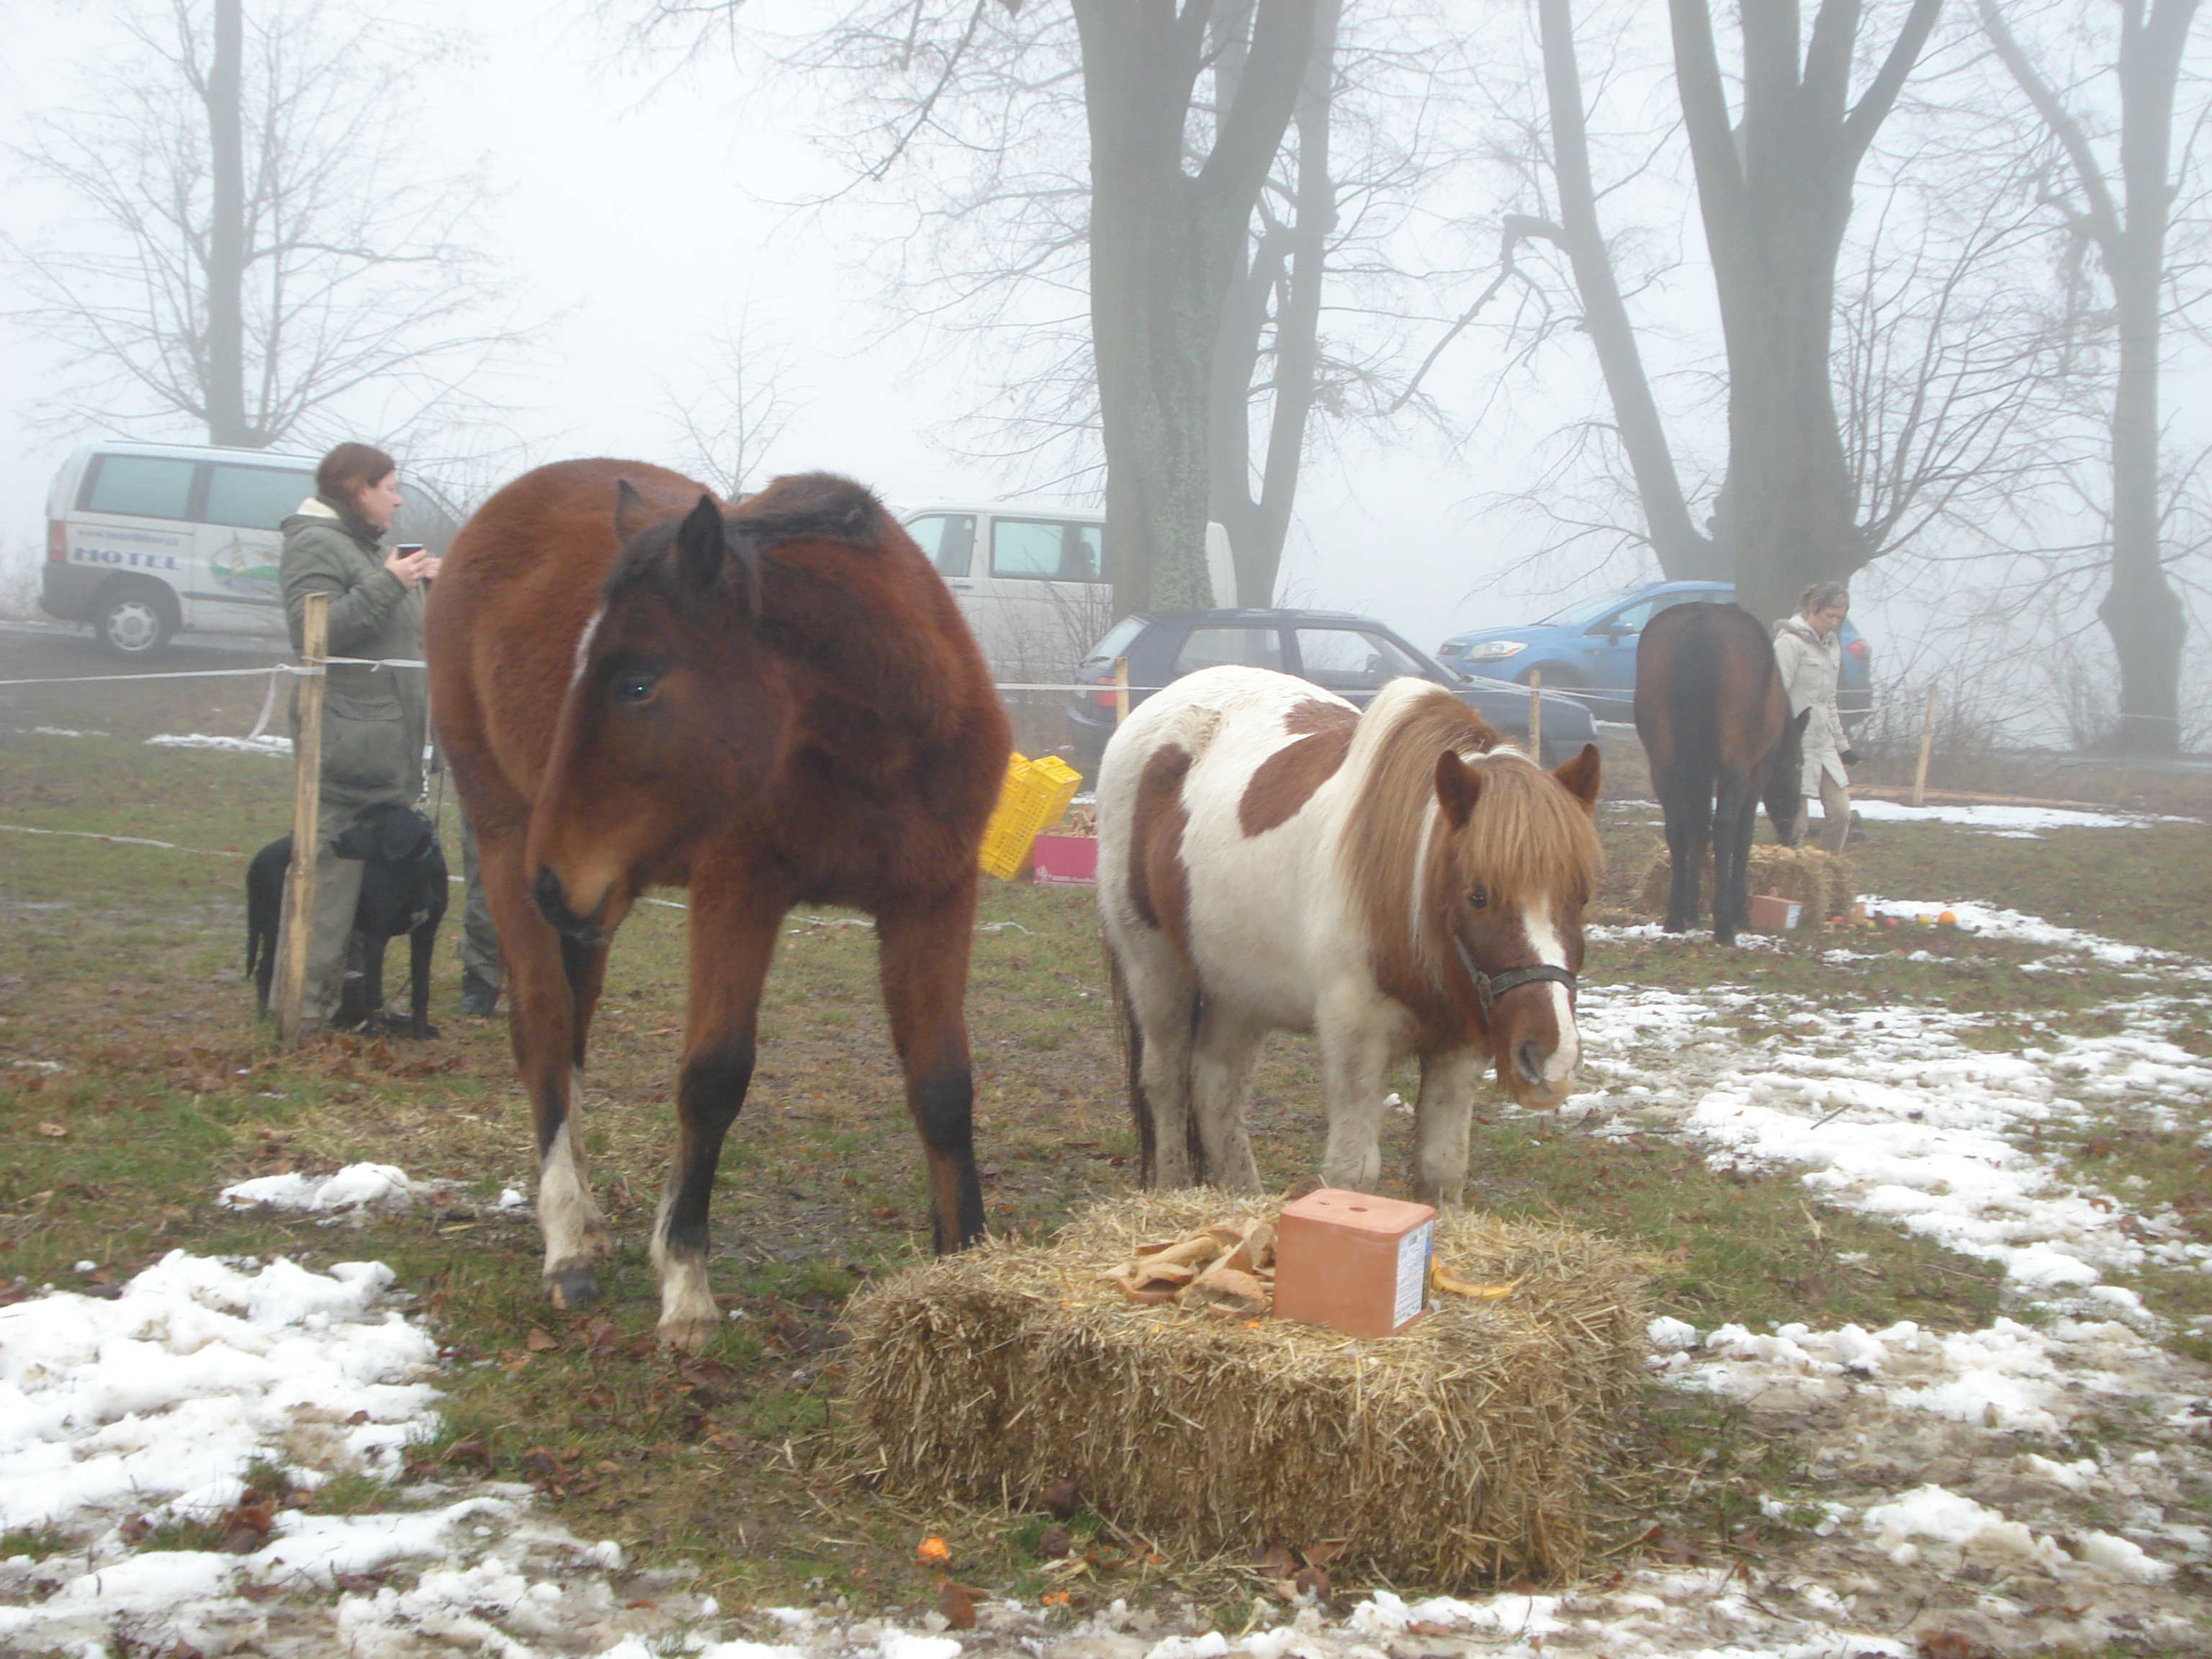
[1393,1219,1434,1328]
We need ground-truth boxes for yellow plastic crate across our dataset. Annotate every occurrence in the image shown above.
[979,752,1084,880]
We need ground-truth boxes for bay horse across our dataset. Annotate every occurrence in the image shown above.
[423,461,1010,1349]
[1633,602,1809,945]
[1097,666,1602,1203]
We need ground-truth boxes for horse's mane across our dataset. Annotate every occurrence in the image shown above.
[1344,681,1602,988]
[603,471,890,603]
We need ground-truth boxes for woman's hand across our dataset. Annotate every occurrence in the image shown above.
[383,546,434,590]
[1839,748,1861,768]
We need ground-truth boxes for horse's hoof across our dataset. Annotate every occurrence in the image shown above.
[656,1314,716,1354]
[546,1266,602,1311]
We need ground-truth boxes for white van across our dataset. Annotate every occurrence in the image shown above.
[40,439,322,657]
[898,501,1236,682]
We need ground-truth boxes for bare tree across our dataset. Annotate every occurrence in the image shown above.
[1669,0,1944,628]
[1979,0,2206,754]
[660,306,809,500]
[4,0,522,451]
[1075,0,1319,613]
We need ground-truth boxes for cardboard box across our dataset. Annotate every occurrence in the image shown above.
[1031,834,1099,886]
[1748,893,1803,930]
[1272,1187,1436,1338]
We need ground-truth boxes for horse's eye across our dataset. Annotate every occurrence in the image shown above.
[612,672,658,705]
[1469,886,1490,910]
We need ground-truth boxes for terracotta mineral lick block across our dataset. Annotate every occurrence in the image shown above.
[1272,1187,1436,1339]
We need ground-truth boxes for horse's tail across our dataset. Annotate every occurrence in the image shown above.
[1667,614,1724,801]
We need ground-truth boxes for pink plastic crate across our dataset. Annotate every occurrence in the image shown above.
[1030,835,1099,886]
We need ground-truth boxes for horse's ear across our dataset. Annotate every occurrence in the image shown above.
[1552,742,1601,814]
[614,479,651,543]
[1435,750,1482,828]
[674,494,726,595]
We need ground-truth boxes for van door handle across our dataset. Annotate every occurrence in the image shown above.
[945,580,974,590]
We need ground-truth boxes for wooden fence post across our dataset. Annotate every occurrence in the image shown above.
[1527,668,1542,755]
[1910,687,1938,809]
[1113,656,1129,725]
[276,592,327,1044]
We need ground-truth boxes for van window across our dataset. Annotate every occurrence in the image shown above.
[992,517,1105,583]
[907,513,976,578]
[206,464,315,530]
[84,454,196,520]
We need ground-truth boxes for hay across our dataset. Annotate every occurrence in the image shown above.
[840,1191,1649,1587]
[1633,843,1855,927]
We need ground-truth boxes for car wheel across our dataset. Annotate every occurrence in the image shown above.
[94,582,178,660]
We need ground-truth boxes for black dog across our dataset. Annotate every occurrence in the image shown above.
[246,802,449,1038]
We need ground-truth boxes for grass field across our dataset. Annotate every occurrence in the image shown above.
[3,650,2211,1630]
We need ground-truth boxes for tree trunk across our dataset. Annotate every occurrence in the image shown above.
[204,0,252,447]
[1076,0,1316,616]
[1980,0,2197,754]
[1537,0,1718,580]
[1669,0,1941,629]
[2099,2,2195,755]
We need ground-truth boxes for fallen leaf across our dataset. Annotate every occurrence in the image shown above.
[1036,1524,1073,1560]
[937,1581,976,1629]
[1037,1478,1081,1519]
[36,1123,68,1138]
[526,1327,558,1352]
[1292,1566,1331,1602]
[916,1534,951,1566]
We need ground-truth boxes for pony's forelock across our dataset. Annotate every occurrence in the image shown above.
[1345,682,1601,987]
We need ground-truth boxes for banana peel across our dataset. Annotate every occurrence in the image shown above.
[1432,1264,1523,1300]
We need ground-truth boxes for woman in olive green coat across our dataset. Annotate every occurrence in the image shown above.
[276,443,438,1031]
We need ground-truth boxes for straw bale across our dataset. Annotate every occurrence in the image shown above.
[840,1192,1648,1587]
[1633,844,1854,927]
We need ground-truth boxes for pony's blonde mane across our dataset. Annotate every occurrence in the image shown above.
[1344,682,1602,987]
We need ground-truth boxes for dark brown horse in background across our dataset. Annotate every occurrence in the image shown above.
[424,461,1011,1349]
[1634,603,1809,946]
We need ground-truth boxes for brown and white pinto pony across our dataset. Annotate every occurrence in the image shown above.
[424,461,1010,1349]
[1097,666,1602,1204]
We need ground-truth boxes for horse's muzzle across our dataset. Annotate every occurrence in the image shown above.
[532,866,607,943]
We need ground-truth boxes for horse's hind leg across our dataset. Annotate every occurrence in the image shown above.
[1317,1002,1394,1192]
[1712,770,1753,945]
[876,876,989,1251]
[1190,1002,1264,1192]
[1660,772,1711,933]
[652,883,782,1352]
[1118,939,1202,1188]
[469,796,612,1310]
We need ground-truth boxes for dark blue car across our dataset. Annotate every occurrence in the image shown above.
[1436,581,1871,722]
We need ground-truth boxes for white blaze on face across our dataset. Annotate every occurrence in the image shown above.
[1521,901,1580,1085]
[568,607,604,689]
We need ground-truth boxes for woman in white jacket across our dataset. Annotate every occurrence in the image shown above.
[1772,582,1858,854]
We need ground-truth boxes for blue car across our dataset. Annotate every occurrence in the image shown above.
[1436,581,1871,723]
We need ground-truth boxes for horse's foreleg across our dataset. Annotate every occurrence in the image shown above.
[1411,1048,1483,1206]
[475,809,611,1310]
[877,876,987,1251]
[652,884,782,1352]
[1190,1003,1264,1192]
[1317,1003,1393,1192]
